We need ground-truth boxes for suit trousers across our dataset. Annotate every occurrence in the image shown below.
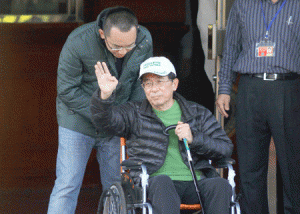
[236,75,300,214]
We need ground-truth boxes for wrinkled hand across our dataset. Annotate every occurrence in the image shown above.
[175,121,193,144]
[216,94,231,118]
[95,61,118,99]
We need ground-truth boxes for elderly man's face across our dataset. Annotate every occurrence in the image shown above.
[142,73,178,111]
[99,26,137,58]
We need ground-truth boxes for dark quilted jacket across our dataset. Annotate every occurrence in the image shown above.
[91,90,233,178]
[56,7,152,137]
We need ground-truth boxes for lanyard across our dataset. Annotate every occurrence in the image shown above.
[260,0,287,39]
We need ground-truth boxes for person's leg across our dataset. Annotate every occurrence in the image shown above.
[148,175,181,214]
[48,127,95,214]
[179,178,231,214]
[268,78,300,214]
[96,136,121,191]
[235,76,272,214]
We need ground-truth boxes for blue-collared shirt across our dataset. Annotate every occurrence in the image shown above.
[219,0,300,95]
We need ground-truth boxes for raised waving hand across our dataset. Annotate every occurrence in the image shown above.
[95,61,118,100]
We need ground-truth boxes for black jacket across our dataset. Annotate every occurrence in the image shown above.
[91,90,233,178]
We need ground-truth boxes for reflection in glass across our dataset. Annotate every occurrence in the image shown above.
[1,0,67,14]
[0,0,83,23]
[12,0,65,14]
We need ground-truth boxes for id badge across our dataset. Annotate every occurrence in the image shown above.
[255,40,276,57]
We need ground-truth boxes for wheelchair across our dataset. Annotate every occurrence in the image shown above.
[97,138,241,214]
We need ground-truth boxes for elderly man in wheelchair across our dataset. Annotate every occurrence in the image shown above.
[91,56,239,214]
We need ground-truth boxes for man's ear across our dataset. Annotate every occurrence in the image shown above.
[172,78,179,91]
[99,29,105,39]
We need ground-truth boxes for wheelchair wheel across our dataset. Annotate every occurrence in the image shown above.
[97,182,127,214]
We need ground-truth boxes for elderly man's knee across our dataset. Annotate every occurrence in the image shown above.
[203,177,232,195]
[148,175,178,200]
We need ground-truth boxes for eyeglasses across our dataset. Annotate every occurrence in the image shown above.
[104,37,136,51]
[141,79,171,90]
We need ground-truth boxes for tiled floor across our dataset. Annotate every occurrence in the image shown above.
[0,185,102,214]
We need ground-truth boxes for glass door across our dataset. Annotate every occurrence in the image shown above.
[0,0,83,23]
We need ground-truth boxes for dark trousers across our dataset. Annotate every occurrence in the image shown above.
[147,175,232,214]
[236,75,300,214]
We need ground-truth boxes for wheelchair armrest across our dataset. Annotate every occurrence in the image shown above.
[121,159,143,170]
[213,158,236,168]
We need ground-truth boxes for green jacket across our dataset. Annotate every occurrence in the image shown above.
[56,8,153,137]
